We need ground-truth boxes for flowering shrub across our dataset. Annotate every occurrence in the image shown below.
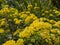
[0,0,60,45]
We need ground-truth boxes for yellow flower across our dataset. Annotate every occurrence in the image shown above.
[25,16,31,23]
[30,14,37,20]
[49,20,56,24]
[40,32,49,39]
[27,4,32,10]
[49,14,53,16]
[40,18,49,22]
[13,12,18,17]
[25,14,37,24]
[57,13,60,16]
[10,8,16,12]
[27,4,32,8]
[30,19,52,30]
[3,40,15,45]
[57,30,60,35]
[42,13,45,16]
[0,21,5,26]
[50,29,57,34]
[49,9,52,12]
[45,10,49,13]
[28,27,34,34]
[1,18,6,21]
[13,29,20,36]
[19,27,31,38]
[16,39,24,45]
[53,9,56,12]
[15,19,21,24]
[55,10,59,14]
[26,11,30,14]
[20,12,25,14]
[20,30,31,38]
[34,6,40,10]
[54,21,60,28]
[14,18,18,21]
[50,34,56,40]
[0,28,4,33]
[20,13,28,19]
[3,8,10,13]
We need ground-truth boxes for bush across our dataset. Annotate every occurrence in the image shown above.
[0,0,60,45]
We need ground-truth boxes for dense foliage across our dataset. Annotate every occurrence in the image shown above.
[0,0,60,45]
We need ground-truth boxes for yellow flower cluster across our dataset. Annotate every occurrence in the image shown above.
[19,17,60,45]
[0,4,60,45]
[19,27,34,38]
[30,19,52,30]
[3,40,15,45]
[27,4,32,10]
[15,39,24,45]
[19,13,28,19]
[0,5,19,18]
[34,6,40,10]
[13,29,20,36]
[0,28,4,33]
[14,18,22,24]
[3,39,24,45]
[0,18,6,27]
[19,19,52,38]
[53,21,60,28]
[25,13,37,24]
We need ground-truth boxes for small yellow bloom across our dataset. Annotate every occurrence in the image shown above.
[49,20,56,24]
[3,40,15,45]
[54,21,60,28]
[27,4,32,8]
[57,30,60,35]
[20,13,28,19]
[27,4,32,10]
[26,11,30,14]
[13,29,20,36]
[0,28,4,33]
[49,14,53,16]
[34,6,40,10]
[50,29,57,33]
[55,11,59,14]
[13,12,18,17]
[42,13,45,16]
[15,20,21,24]
[1,21,5,26]
[16,39,24,45]
[45,11,49,13]
[19,27,31,38]
[14,18,18,21]
[25,16,31,23]
[19,31,31,38]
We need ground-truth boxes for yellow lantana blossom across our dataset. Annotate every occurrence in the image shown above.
[15,19,21,24]
[27,4,32,8]
[3,40,15,45]
[13,29,20,36]
[0,21,5,26]
[27,4,32,10]
[50,29,57,34]
[16,39,24,45]
[0,28,4,33]
[19,27,32,38]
